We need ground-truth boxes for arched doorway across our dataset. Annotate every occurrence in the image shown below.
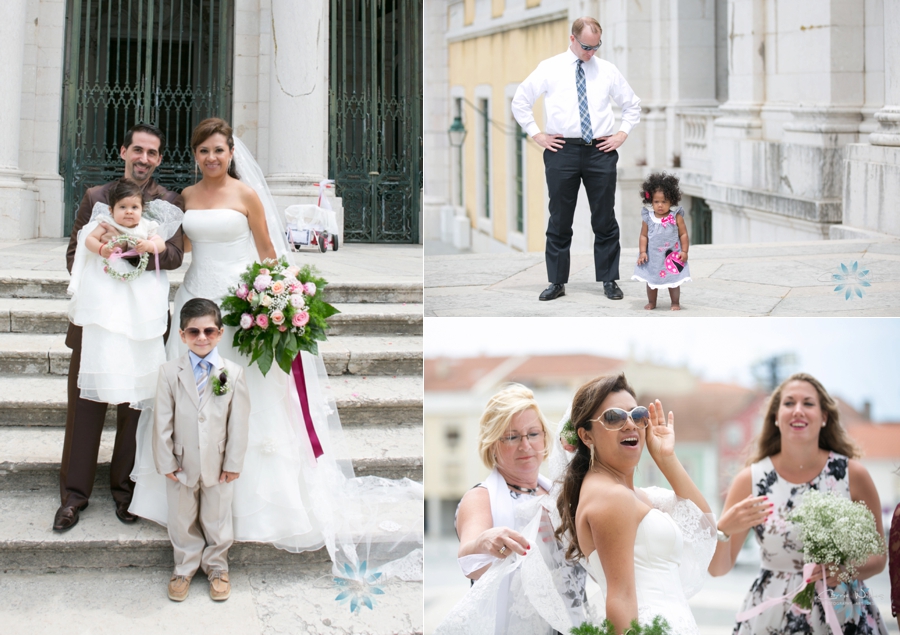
[60,0,234,235]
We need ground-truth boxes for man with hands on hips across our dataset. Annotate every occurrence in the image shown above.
[511,16,640,302]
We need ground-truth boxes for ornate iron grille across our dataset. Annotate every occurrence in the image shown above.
[61,0,233,235]
[329,0,422,243]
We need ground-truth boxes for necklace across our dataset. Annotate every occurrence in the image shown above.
[507,482,538,495]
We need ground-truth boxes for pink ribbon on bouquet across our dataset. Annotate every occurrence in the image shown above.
[735,563,842,633]
[108,242,160,282]
[289,354,324,459]
[660,214,676,227]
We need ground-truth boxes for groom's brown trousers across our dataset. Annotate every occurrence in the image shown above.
[61,179,184,511]
[59,325,141,509]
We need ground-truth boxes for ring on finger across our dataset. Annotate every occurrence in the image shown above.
[498,545,507,555]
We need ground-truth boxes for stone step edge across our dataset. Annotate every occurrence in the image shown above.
[0,275,424,302]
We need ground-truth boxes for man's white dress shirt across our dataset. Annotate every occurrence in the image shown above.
[511,49,641,140]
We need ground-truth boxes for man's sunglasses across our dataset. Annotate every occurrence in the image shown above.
[574,35,602,51]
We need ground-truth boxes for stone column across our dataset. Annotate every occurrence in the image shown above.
[0,0,35,239]
[837,0,900,238]
[423,0,451,242]
[265,0,336,216]
[870,0,900,147]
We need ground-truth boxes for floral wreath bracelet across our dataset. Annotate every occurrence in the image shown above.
[102,235,149,282]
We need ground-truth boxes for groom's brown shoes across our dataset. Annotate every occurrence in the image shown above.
[53,503,87,532]
[115,502,138,524]
[168,574,192,602]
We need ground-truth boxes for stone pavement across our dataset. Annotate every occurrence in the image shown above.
[0,238,424,634]
[425,238,900,317]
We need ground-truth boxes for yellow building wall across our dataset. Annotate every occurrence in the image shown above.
[448,18,568,252]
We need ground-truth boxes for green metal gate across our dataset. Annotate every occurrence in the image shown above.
[329,0,422,243]
[60,0,233,235]
[691,196,712,245]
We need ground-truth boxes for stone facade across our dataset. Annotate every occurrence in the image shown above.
[1,0,336,240]
[425,0,898,257]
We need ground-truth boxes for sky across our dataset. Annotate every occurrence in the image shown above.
[424,318,900,422]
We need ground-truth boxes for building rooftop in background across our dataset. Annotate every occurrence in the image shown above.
[425,354,625,392]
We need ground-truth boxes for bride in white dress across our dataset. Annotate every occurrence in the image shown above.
[130,118,421,580]
[555,374,718,635]
[434,374,719,635]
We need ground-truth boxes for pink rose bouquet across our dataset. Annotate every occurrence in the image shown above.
[220,257,339,375]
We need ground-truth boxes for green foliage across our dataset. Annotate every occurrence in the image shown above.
[570,616,671,635]
[561,418,579,447]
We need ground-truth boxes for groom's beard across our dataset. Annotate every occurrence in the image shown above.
[130,162,154,182]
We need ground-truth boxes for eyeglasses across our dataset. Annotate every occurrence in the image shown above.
[499,431,546,446]
[574,35,601,51]
[183,327,222,339]
[590,407,650,430]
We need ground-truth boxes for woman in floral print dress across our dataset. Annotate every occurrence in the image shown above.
[708,373,888,634]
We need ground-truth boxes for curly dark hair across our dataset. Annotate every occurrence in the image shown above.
[640,172,682,206]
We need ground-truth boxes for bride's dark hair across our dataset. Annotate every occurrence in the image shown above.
[191,117,240,179]
[555,373,636,561]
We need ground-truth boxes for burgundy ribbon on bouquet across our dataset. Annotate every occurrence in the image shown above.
[108,242,160,282]
[735,563,841,633]
[290,355,324,459]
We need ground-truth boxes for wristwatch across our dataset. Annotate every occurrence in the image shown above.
[716,529,731,543]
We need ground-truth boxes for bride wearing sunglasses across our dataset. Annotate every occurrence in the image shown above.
[554,373,722,635]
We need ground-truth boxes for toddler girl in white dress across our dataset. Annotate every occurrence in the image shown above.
[68,178,183,409]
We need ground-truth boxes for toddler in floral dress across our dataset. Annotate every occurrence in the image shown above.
[631,172,691,310]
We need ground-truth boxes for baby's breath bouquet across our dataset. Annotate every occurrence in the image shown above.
[788,488,885,609]
[571,616,670,635]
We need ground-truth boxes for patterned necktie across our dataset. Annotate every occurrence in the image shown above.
[576,59,593,144]
[196,360,210,403]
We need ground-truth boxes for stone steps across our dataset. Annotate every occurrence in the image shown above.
[0,270,424,304]
[0,487,422,572]
[0,297,423,337]
[0,374,423,428]
[0,423,423,485]
[0,332,423,377]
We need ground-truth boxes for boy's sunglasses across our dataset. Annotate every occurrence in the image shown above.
[574,35,602,51]
[590,406,651,430]
[183,327,221,339]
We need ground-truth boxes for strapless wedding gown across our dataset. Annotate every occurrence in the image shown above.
[584,487,717,635]
[129,209,353,551]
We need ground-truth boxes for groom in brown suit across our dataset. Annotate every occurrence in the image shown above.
[55,123,186,531]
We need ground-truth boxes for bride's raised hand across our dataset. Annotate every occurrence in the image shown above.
[645,399,675,463]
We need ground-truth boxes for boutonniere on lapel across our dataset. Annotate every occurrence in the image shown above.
[211,368,230,396]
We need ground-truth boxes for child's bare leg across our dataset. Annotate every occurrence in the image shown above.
[644,286,657,310]
[669,286,681,311]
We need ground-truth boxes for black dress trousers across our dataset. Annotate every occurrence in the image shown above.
[543,143,620,284]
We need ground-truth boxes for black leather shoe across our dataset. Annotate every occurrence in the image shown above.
[603,281,624,300]
[539,283,566,301]
[115,503,139,524]
[53,503,86,532]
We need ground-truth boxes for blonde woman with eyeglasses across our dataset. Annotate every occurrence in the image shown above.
[435,383,587,635]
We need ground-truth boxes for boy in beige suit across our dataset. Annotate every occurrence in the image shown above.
[153,298,250,602]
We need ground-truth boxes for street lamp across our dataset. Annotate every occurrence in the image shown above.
[448,116,467,206]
